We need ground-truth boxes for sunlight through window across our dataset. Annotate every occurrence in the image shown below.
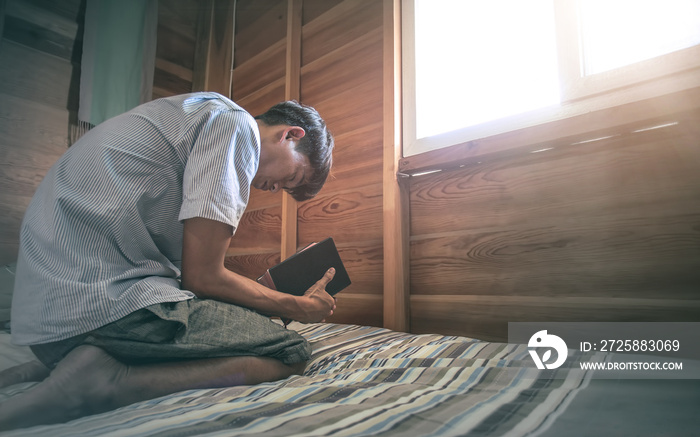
[404,0,700,157]
[578,0,700,75]
[413,0,560,139]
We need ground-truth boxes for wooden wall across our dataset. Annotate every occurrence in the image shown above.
[403,95,700,341]
[226,0,386,327]
[5,1,698,341]
[224,1,700,340]
[0,0,204,266]
[153,0,201,99]
[0,0,391,331]
[0,0,84,265]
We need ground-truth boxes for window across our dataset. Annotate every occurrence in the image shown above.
[577,0,700,75]
[402,0,700,157]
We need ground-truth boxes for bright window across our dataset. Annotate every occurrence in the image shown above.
[578,0,700,75]
[413,0,560,139]
[402,0,700,157]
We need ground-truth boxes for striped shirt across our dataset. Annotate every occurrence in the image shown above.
[11,92,260,345]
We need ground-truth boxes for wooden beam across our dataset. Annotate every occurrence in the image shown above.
[192,0,234,94]
[192,0,212,92]
[382,0,409,332]
[285,0,302,102]
[280,193,297,259]
[280,0,302,259]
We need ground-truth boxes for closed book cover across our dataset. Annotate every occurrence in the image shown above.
[257,237,351,296]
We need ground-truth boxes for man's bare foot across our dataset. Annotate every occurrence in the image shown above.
[0,360,50,388]
[0,345,127,430]
[0,345,306,431]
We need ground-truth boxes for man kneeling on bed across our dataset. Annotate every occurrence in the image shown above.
[0,92,337,431]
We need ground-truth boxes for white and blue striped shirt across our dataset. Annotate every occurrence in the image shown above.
[11,92,260,345]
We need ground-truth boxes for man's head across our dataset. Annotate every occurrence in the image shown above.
[254,101,334,201]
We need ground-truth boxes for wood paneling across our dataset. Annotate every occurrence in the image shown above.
[245,188,284,212]
[153,62,193,98]
[3,0,82,62]
[226,0,700,340]
[224,252,281,281]
[233,0,286,68]
[410,121,700,238]
[18,0,83,22]
[300,0,384,327]
[232,39,286,101]
[300,0,382,66]
[411,295,700,342]
[227,206,283,255]
[326,293,383,326]
[321,122,383,193]
[156,23,196,70]
[226,1,287,280]
[0,0,83,264]
[301,28,383,102]
[204,0,235,95]
[408,109,700,340]
[0,40,78,109]
[155,0,199,97]
[6,0,696,342]
[0,94,69,169]
[336,243,384,295]
[281,0,302,260]
[297,184,383,246]
[235,78,286,118]
[227,0,385,328]
[0,0,205,264]
[302,82,384,140]
[157,0,199,42]
[382,0,408,332]
[301,0,343,26]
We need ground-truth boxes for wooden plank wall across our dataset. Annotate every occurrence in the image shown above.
[0,0,84,265]
[224,0,288,294]
[226,0,385,327]
[153,0,200,99]
[216,1,700,340]
[9,1,694,342]
[407,102,700,341]
[0,0,201,266]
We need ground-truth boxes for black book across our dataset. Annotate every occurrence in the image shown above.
[257,237,351,296]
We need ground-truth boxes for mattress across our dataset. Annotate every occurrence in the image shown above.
[1,322,698,436]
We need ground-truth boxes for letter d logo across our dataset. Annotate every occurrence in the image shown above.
[527,330,568,370]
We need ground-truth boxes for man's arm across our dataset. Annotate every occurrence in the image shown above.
[181,217,336,323]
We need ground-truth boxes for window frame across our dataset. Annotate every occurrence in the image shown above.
[401,0,700,159]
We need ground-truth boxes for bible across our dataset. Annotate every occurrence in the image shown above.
[257,237,351,296]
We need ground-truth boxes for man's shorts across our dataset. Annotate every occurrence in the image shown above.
[30,299,312,369]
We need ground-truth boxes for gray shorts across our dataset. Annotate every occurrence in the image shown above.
[30,299,311,369]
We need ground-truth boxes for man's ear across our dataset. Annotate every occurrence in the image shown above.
[284,126,306,141]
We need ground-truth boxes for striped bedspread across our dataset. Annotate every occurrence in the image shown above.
[0,323,589,436]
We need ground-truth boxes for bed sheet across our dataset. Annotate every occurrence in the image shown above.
[0,322,600,436]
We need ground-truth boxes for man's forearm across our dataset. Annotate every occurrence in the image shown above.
[182,267,305,320]
[180,217,334,323]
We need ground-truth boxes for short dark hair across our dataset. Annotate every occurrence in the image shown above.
[255,101,334,201]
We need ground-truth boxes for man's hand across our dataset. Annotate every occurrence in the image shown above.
[293,268,337,323]
[182,217,338,324]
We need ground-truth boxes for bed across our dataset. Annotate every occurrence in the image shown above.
[2,319,699,437]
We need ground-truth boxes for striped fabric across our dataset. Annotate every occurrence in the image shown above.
[0,323,590,436]
[11,93,260,345]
